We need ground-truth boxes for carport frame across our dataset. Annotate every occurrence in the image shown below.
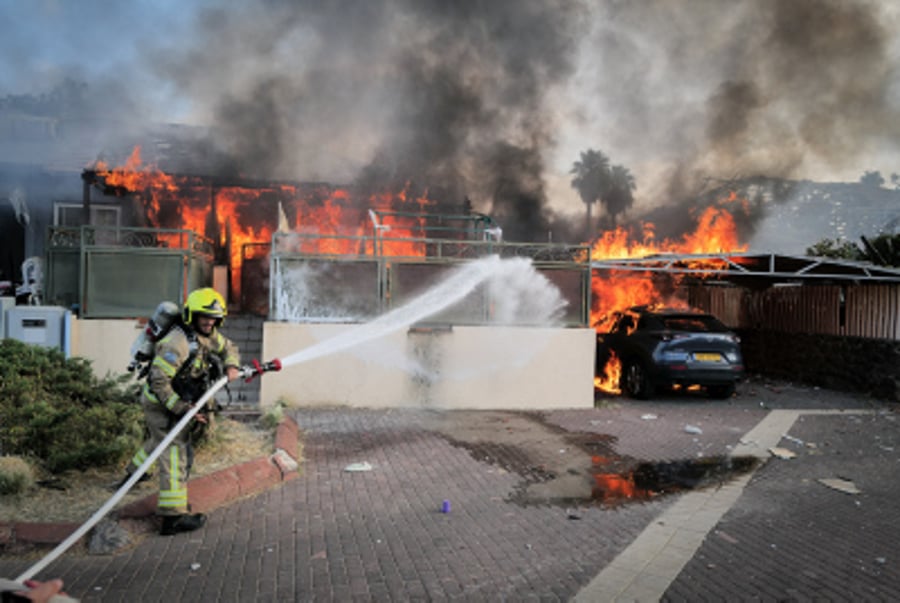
[590,252,900,288]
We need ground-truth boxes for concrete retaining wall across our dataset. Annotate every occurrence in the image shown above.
[66,318,597,409]
[261,323,597,409]
[70,317,139,379]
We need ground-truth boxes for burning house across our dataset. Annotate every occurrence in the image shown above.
[17,146,594,410]
[65,146,588,322]
[8,140,899,408]
[4,0,900,407]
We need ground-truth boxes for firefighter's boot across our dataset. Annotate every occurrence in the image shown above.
[160,513,207,536]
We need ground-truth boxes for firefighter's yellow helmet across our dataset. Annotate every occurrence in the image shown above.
[183,287,227,325]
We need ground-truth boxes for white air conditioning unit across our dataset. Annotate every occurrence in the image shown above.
[5,306,71,356]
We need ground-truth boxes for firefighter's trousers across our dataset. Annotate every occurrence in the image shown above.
[135,399,192,516]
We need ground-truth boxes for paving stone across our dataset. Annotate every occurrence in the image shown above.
[1,388,896,601]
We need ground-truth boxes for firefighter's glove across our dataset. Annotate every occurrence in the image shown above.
[193,407,209,425]
[179,398,207,422]
[189,408,211,442]
[173,394,199,418]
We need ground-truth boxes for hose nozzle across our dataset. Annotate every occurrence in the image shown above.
[240,358,282,382]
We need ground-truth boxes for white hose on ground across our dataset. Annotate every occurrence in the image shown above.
[15,375,230,583]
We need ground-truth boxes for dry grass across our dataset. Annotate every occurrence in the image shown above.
[0,417,274,523]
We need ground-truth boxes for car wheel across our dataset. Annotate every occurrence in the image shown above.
[622,359,654,400]
[707,384,735,399]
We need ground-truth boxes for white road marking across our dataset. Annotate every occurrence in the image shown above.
[574,409,875,603]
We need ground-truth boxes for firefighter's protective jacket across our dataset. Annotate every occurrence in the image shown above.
[142,324,240,415]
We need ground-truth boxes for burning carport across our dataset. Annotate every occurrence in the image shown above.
[590,252,900,400]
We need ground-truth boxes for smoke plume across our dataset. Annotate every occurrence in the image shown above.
[142,0,586,241]
[5,0,898,244]
[578,0,899,240]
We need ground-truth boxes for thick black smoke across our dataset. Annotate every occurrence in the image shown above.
[590,0,898,241]
[145,0,586,242]
[5,0,896,245]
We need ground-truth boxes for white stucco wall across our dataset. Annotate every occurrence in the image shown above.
[65,318,598,410]
[260,322,596,410]
[69,317,141,380]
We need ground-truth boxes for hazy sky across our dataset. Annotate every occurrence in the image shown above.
[3,0,900,228]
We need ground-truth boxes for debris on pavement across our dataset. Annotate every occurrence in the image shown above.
[641,414,658,420]
[684,424,703,434]
[88,518,130,555]
[272,448,299,472]
[768,447,797,459]
[344,462,373,472]
[715,530,739,544]
[818,477,862,494]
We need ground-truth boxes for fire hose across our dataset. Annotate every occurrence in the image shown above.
[13,358,282,585]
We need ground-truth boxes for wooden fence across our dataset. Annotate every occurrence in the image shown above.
[687,283,900,341]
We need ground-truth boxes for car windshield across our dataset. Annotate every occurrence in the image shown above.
[659,315,727,332]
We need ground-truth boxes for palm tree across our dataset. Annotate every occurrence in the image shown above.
[806,233,900,267]
[606,164,636,227]
[570,149,611,240]
[860,234,900,267]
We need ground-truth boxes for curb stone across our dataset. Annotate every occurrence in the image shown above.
[1,416,301,548]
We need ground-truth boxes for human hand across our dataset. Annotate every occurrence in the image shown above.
[15,578,75,603]
[21,579,62,602]
[226,366,240,382]
[184,401,207,422]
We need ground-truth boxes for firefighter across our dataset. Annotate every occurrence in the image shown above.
[124,287,241,536]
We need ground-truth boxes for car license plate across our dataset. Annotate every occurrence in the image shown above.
[694,352,722,362]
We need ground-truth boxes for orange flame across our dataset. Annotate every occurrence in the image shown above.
[589,205,747,329]
[592,473,638,501]
[594,349,622,394]
[95,147,179,198]
[588,203,748,392]
[90,147,436,306]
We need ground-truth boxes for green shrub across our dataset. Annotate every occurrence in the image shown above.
[0,339,143,473]
[259,399,286,430]
[0,455,35,495]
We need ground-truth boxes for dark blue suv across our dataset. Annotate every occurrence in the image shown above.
[596,306,744,399]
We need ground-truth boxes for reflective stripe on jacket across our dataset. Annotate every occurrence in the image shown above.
[142,325,240,415]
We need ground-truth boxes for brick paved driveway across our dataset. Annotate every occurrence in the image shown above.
[1,379,895,601]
